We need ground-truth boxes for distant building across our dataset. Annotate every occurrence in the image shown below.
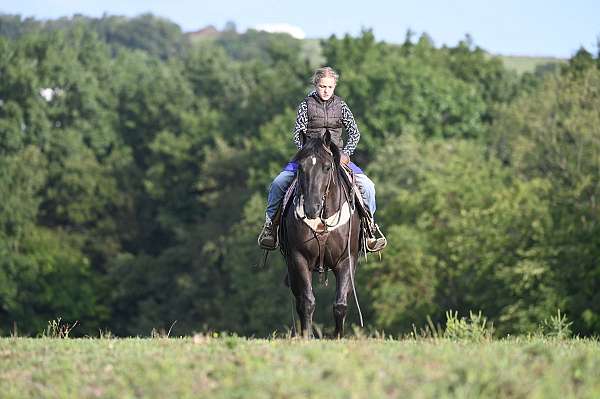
[187,25,221,39]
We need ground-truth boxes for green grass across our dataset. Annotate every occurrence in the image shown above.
[2,336,600,398]
[498,55,566,75]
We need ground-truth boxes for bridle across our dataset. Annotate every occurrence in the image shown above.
[299,144,344,229]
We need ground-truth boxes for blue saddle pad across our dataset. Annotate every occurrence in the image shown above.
[283,161,363,175]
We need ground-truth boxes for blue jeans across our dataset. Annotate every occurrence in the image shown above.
[266,170,377,219]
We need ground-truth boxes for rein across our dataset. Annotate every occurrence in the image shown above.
[319,163,343,228]
[345,170,364,327]
[312,159,364,326]
[308,143,345,229]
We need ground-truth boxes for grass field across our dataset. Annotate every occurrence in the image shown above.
[498,55,565,74]
[1,336,600,398]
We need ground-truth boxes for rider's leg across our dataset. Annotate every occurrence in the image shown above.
[266,170,296,221]
[259,170,295,249]
[354,173,387,252]
[354,173,376,216]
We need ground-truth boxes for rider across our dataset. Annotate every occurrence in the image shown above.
[258,66,387,252]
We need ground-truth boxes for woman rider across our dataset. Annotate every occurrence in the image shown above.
[258,66,386,252]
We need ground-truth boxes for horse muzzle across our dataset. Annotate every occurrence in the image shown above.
[303,200,322,219]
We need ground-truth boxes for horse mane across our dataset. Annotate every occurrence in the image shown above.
[292,136,341,166]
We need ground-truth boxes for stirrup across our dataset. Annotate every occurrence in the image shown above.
[366,222,387,252]
[366,237,387,252]
[258,221,278,250]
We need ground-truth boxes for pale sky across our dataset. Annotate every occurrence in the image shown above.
[1,0,599,58]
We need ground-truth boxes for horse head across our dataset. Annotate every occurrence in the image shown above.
[293,131,341,219]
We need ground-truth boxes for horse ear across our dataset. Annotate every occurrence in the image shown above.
[323,130,331,146]
[301,132,307,147]
[331,143,341,165]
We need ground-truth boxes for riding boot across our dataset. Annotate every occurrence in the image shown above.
[258,217,278,250]
[366,218,387,252]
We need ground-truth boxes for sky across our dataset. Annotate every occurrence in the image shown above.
[1,0,599,58]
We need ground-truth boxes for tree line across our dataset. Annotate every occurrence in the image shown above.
[1,13,599,337]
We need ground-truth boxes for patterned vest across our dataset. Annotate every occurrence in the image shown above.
[304,94,344,150]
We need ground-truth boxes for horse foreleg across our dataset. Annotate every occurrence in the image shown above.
[288,259,315,339]
[297,291,316,339]
[333,260,353,338]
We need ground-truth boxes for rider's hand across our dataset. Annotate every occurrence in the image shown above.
[340,153,350,165]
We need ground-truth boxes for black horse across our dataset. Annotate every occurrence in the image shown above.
[279,134,362,338]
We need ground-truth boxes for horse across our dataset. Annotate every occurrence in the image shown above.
[279,133,362,338]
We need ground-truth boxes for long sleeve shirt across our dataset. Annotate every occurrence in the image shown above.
[292,93,361,156]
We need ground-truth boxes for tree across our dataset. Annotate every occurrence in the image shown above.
[365,135,557,334]
[491,64,600,334]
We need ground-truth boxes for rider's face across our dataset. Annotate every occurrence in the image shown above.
[315,76,336,101]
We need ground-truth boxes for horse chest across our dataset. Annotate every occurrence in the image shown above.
[295,196,352,234]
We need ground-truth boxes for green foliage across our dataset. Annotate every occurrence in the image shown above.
[366,135,559,335]
[412,310,494,341]
[319,31,525,163]
[1,226,101,335]
[0,13,187,59]
[491,65,600,335]
[443,310,494,341]
[539,310,573,339]
[0,146,100,334]
[216,29,306,64]
[1,14,599,339]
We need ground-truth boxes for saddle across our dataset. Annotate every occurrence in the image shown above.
[275,166,373,275]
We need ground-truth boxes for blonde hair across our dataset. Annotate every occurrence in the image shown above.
[312,66,339,86]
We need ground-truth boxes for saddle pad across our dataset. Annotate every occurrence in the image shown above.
[295,195,352,233]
